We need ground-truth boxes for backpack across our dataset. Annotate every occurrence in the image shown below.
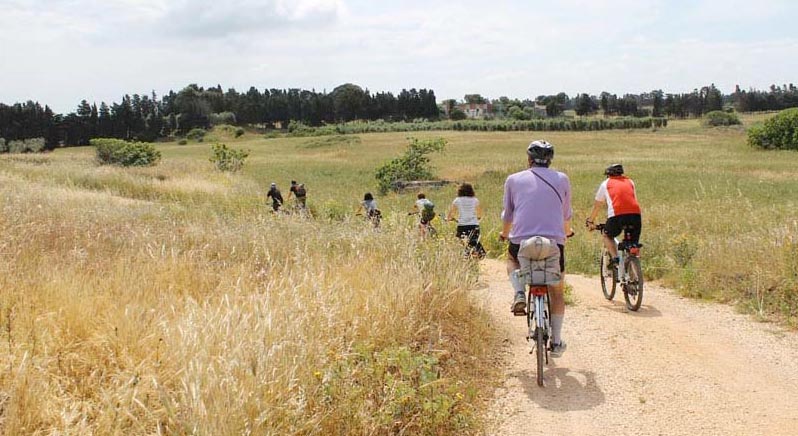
[296,185,306,197]
[421,201,436,222]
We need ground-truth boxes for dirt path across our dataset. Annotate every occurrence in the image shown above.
[474,259,798,436]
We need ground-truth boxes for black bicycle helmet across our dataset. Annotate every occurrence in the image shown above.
[527,140,554,167]
[605,163,624,176]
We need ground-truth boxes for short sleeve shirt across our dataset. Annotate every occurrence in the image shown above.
[595,176,641,217]
[452,197,479,226]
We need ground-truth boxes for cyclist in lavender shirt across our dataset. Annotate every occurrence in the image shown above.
[499,140,573,357]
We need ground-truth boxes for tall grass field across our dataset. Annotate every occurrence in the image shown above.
[1,113,797,433]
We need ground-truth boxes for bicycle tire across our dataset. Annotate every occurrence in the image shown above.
[599,249,616,300]
[624,256,644,311]
[535,325,545,386]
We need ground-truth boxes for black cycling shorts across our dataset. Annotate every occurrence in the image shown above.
[509,242,565,273]
[604,214,642,243]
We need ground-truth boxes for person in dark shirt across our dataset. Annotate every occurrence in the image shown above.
[266,182,283,212]
[288,180,307,209]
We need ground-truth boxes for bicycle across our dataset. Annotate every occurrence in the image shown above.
[594,224,644,311]
[356,210,382,229]
[408,212,437,238]
[510,236,563,387]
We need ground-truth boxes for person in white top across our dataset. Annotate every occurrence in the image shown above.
[447,183,486,257]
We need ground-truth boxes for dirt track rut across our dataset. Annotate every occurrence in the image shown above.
[475,259,798,436]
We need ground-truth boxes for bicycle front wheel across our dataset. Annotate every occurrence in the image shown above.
[600,249,616,300]
[624,256,644,311]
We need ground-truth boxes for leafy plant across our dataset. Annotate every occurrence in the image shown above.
[235,127,245,138]
[4,137,46,153]
[177,139,188,145]
[186,128,207,141]
[91,138,161,166]
[748,108,798,150]
[704,110,741,126]
[450,108,467,121]
[209,143,249,172]
[375,137,446,194]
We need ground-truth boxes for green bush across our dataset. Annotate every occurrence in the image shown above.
[748,108,798,150]
[91,138,161,166]
[235,127,245,138]
[450,109,467,121]
[286,117,667,137]
[3,137,46,153]
[209,143,249,172]
[375,137,446,194]
[209,112,237,126]
[178,139,188,145]
[704,110,741,127]
[186,128,207,141]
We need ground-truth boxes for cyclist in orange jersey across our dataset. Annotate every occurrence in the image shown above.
[586,164,642,264]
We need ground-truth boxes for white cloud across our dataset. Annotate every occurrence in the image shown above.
[0,0,796,112]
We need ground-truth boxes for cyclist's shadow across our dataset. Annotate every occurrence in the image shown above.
[509,365,605,411]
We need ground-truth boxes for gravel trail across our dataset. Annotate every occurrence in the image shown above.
[476,259,798,436]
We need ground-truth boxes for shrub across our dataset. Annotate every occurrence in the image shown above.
[375,137,446,194]
[235,127,245,138]
[186,128,207,141]
[450,108,467,121]
[178,139,188,145]
[704,110,741,127]
[91,138,161,166]
[748,108,798,150]
[0,138,6,153]
[286,117,667,137]
[5,137,46,153]
[209,143,249,172]
[209,112,237,126]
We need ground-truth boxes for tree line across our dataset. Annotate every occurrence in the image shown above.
[0,83,438,148]
[1,81,796,150]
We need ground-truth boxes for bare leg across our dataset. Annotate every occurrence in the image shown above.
[603,234,618,258]
[549,278,565,345]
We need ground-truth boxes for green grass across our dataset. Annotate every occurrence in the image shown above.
[22,114,793,328]
[2,113,798,432]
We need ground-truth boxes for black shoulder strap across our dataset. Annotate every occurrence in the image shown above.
[530,170,563,204]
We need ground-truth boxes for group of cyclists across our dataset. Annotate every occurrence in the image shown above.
[266,180,307,213]
[265,139,642,360]
[500,140,642,358]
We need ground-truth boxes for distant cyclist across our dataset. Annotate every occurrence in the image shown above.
[357,192,381,223]
[266,182,283,212]
[288,180,307,209]
[500,140,573,357]
[446,183,485,257]
[586,164,642,265]
[411,193,436,237]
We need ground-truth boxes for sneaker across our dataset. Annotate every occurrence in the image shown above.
[511,293,526,315]
[549,341,567,358]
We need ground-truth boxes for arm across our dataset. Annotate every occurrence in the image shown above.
[500,179,514,240]
[501,221,512,240]
[446,201,457,222]
[586,200,604,229]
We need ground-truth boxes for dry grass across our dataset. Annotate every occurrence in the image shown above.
[3,112,798,432]
[0,157,496,434]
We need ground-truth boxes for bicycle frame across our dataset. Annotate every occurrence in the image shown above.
[527,287,550,349]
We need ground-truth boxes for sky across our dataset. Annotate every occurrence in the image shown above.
[1,0,797,113]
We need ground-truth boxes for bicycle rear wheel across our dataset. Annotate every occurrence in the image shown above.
[535,326,545,386]
[624,256,644,311]
[600,249,616,300]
